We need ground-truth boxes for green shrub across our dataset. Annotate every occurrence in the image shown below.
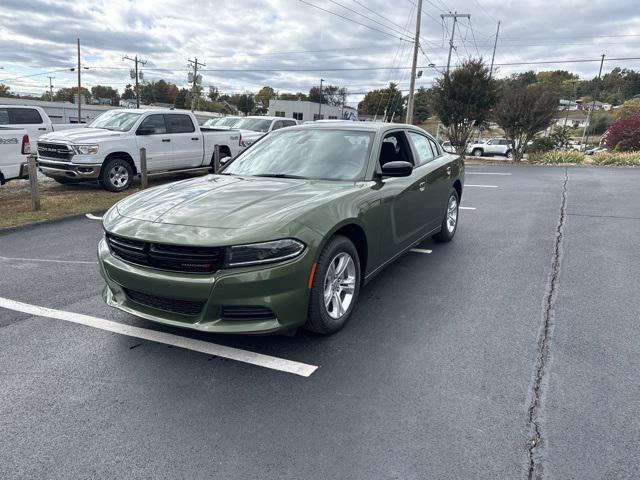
[591,152,640,166]
[528,137,555,153]
[528,150,585,164]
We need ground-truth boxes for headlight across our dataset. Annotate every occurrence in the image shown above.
[224,239,305,267]
[73,144,99,155]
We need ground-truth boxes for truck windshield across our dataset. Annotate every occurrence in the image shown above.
[235,118,272,132]
[223,129,374,181]
[89,111,142,131]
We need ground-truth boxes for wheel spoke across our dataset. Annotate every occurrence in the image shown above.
[333,292,344,316]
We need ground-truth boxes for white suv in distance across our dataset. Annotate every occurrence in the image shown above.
[235,116,297,148]
[466,138,513,158]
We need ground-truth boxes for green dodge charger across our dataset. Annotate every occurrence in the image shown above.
[98,122,464,335]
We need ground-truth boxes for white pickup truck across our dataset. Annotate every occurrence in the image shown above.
[37,109,242,191]
[0,105,77,141]
[0,128,31,185]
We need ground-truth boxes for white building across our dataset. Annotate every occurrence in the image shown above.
[268,99,357,122]
[0,96,114,123]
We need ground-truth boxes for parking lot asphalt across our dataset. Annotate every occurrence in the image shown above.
[1,165,639,479]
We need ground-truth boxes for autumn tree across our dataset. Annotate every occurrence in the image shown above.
[255,86,275,109]
[494,83,558,161]
[603,112,640,151]
[90,85,119,105]
[431,59,497,153]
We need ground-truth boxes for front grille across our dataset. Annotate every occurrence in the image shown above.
[38,142,73,161]
[106,234,223,274]
[124,288,204,316]
[221,306,275,320]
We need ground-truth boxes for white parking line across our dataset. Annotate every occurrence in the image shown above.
[459,206,476,210]
[464,184,498,188]
[0,255,97,265]
[85,213,103,221]
[410,248,432,254]
[0,296,318,378]
[466,172,512,175]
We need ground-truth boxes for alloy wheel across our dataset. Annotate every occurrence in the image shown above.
[446,195,458,233]
[109,165,129,188]
[323,252,357,319]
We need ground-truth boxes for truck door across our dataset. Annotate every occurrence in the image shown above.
[164,114,202,168]
[1,107,51,140]
[135,114,173,172]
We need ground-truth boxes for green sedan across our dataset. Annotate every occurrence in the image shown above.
[98,122,464,335]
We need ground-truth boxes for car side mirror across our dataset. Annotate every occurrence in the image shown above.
[137,127,153,136]
[380,161,413,177]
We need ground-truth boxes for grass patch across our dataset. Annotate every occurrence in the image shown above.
[528,151,585,164]
[0,172,204,230]
[591,152,640,166]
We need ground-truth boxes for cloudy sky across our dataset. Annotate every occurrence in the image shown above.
[1,0,639,105]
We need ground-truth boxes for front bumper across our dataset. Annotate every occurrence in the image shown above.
[98,238,312,334]
[38,158,102,180]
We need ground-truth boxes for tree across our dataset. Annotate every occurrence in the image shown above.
[90,85,119,105]
[139,79,179,105]
[589,110,615,135]
[603,112,640,151]
[431,59,497,154]
[255,86,275,109]
[278,92,308,101]
[121,84,135,100]
[494,83,558,161]
[208,86,219,102]
[549,126,572,148]
[615,98,640,119]
[358,82,405,121]
[53,87,91,103]
[309,84,346,106]
[237,94,255,115]
[174,88,190,109]
[412,86,432,123]
[0,84,14,97]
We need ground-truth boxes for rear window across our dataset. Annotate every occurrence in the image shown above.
[1,108,43,124]
[165,114,195,133]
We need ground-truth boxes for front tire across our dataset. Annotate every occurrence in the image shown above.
[100,158,133,192]
[305,236,361,335]
[433,188,459,243]
[472,148,483,157]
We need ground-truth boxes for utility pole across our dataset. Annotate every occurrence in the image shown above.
[581,54,606,149]
[406,0,423,124]
[47,76,55,101]
[318,78,324,118]
[77,38,81,123]
[489,20,500,79]
[123,55,147,108]
[188,58,205,111]
[441,12,470,75]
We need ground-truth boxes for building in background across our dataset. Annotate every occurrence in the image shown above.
[268,99,358,122]
[0,97,114,123]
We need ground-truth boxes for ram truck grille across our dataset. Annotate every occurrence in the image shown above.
[37,143,73,161]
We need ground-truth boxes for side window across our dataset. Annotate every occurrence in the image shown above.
[8,108,43,124]
[283,120,297,128]
[407,132,436,166]
[138,114,166,135]
[428,138,441,157]
[165,114,195,133]
[380,132,415,166]
[488,139,498,145]
[272,121,284,130]
[500,139,510,145]
[0,108,9,124]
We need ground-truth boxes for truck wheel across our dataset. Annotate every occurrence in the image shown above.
[100,158,133,192]
[305,235,361,335]
[472,148,483,157]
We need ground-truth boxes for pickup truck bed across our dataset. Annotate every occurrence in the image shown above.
[0,127,30,184]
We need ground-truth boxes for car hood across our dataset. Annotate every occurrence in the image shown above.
[39,127,124,144]
[115,174,358,229]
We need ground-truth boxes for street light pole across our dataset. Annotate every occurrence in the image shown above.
[581,54,606,149]
[489,20,500,79]
[77,38,81,123]
[318,78,324,119]
[406,0,423,124]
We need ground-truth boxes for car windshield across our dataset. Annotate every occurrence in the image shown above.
[218,117,241,127]
[202,118,222,127]
[89,111,142,131]
[223,129,374,181]
[235,118,272,132]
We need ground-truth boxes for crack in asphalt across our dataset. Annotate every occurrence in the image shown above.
[527,167,568,480]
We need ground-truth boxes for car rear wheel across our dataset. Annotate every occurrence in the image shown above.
[305,235,361,335]
[433,188,459,243]
[472,148,483,157]
[506,149,513,159]
[100,158,133,192]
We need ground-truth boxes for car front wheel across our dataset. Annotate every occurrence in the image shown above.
[472,148,483,157]
[433,188,459,243]
[305,235,361,335]
[100,158,133,192]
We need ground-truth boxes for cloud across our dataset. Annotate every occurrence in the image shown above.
[1,0,639,102]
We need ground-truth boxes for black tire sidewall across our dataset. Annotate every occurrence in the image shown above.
[100,158,133,192]
[306,236,361,334]
[434,188,459,242]
[473,149,482,157]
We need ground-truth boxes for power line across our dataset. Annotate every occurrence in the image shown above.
[350,0,412,33]
[297,0,413,42]
[326,0,414,40]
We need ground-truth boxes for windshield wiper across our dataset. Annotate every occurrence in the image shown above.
[253,173,308,179]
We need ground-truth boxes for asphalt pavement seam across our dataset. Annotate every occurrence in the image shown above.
[527,167,568,480]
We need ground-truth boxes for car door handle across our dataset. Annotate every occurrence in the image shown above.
[38,127,47,131]
[419,181,426,191]
[162,138,171,142]
[191,137,199,141]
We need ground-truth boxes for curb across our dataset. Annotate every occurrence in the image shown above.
[0,210,107,235]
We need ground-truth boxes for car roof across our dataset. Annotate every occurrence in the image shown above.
[241,116,291,121]
[288,121,426,134]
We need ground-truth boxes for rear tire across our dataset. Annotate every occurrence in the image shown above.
[433,188,459,243]
[305,235,361,335]
[100,158,133,192]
